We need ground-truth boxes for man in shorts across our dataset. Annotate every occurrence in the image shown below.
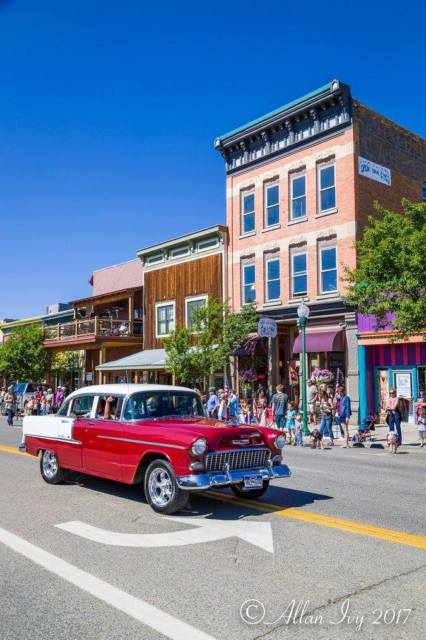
[270,384,288,431]
[307,380,318,425]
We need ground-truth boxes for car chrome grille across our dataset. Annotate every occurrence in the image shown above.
[205,448,270,473]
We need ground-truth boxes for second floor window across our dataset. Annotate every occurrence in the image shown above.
[242,192,255,234]
[319,164,336,212]
[320,247,337,293]
[265,184,279,227]
[242,264,256,304]
[292,253,307,296]
[186,296,207,329]
[265,258,280,301]
[156,302,175,337]
[290,174,306,219]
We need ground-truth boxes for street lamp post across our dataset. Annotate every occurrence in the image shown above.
[297,302,311,436]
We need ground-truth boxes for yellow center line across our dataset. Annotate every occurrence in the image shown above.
[205,491,426,550]
[1,444,424,550]
[0,444,30,457]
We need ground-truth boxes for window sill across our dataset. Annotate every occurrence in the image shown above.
[315,208,338,218]
[262,300,282,308]
[261,224,281,233]
[287,216,308,226]
[287,297,308,305]
[316,292,340,300]
[239,231,256,240]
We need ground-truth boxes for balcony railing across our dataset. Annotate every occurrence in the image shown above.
[43,317,143,341]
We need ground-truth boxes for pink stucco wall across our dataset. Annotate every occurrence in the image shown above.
[91,259,143,296]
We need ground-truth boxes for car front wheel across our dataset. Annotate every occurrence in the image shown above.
[40,450,67,484]
[230,479,270,500]
[144,459,189,515]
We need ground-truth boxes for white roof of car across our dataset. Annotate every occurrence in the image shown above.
[66,384,195,399]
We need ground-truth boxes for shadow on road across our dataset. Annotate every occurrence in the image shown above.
[63,471,332,520]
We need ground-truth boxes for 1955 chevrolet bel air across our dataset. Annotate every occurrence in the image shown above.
[21,384,291,514]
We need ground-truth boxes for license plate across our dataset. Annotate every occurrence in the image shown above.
[243,474,263,489]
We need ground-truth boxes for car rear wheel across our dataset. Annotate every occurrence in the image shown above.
[144,459,189,515]
[230,479,270,500]
[40,450,68,484]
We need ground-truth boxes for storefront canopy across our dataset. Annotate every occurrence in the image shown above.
[292,327,344,354]
[96,349,166,372]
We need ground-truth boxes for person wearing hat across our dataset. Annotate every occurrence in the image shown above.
[207,387,218,418]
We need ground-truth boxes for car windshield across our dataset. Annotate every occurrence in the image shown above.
[13,383,26,395]
[124,391,205,421]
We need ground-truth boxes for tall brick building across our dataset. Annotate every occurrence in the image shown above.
[215,80,426,420]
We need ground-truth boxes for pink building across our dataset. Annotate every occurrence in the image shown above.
[215,80,426,419]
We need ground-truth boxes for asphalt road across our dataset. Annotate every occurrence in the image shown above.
[0,417,425,640]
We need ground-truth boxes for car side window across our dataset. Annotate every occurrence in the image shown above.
[57,400,71,417]
[95,396,123,421]
[124,396,147,421]
[70,395,94,418]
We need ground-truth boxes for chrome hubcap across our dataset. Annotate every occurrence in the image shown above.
[42,451,58,479]
[148,467,173,507]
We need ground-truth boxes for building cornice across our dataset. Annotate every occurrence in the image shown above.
[215,80,352,174]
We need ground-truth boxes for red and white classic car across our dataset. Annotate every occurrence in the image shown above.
[21,384,291,514]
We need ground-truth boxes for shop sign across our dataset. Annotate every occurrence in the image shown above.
[258,317,277,338]
[358,156,391,186]
[85,372,93,382]
[394,371,412,399]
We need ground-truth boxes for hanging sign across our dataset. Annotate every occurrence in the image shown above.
[258,317,277,338]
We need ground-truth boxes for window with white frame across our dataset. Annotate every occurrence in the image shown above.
[185,295,207,329]
[170,245,190,259]
[319,246,337,293]
[242,263,256,304]
[241,192,255,234]
[318,163,336,212]
[146,253,164,265]
[292,252,307,296]
[265,257,280,301]
[196,237,219,252]
[264,183,279,227]
[156,302,175,337]
[290,173,306,219]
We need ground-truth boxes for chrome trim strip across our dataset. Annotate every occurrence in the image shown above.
[96,435,185,450]
[25,435,82,446]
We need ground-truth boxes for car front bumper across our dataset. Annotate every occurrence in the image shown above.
[176,463,291,490]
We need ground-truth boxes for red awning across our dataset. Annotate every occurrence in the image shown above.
[292,327,344,353]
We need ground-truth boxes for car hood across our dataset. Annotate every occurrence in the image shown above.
[129,417,281,449]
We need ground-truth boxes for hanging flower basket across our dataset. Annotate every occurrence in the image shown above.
[310,367,335,385]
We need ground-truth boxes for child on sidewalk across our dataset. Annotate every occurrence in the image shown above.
[295,413,303,446]
[417,408,426,447]
[286,402,297,445]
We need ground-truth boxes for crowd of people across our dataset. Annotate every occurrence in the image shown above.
[0,384,68,426]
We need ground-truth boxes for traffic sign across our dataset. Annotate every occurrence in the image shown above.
[258,317,277,338]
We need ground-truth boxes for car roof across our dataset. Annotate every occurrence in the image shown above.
[65,383,195,400]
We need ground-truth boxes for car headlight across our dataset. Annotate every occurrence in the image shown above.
[191,438,207,455]
[275,435,286,449]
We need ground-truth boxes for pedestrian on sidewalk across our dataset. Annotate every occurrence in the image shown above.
[319,389,334,446]
[338,385,352,448]
[307,380,318,426]
[4,386,16,427]
[270,384,288,431]
[385,388,403,445]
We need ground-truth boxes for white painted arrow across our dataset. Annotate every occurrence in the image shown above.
[55,516,274,553]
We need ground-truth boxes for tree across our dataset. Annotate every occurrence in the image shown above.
[163,300,258,386]
[0,325,48,382]
[344,200,426,338]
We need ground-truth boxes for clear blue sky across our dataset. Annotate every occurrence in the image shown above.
[1,0,425,319]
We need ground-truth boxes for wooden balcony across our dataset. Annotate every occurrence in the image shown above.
[43,317,143,346]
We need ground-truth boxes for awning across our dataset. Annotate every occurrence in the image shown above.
[96,349,166,372]
[292,327,344,353]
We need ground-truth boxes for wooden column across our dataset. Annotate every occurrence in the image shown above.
[98,345,106,384]
[128,293,134,334]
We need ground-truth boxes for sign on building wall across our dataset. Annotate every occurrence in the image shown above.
[358,156,391,186]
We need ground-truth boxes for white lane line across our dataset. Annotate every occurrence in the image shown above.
[0,526,217,640]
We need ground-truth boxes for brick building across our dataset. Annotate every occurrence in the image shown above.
[215,80,426,420]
